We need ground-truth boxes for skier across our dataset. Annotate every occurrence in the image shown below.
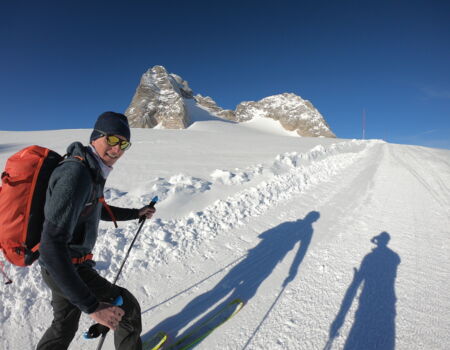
[37,112,155,350]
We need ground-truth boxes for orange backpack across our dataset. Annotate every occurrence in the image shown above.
[0,146,63,269]
[0,145,118,284]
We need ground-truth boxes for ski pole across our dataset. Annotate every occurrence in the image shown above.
[93,196,158,350]
[111,196,158,285]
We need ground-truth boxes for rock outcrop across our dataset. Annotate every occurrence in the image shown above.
[194,94,235,121]
[235,93,335,137]
[125,66,193,129]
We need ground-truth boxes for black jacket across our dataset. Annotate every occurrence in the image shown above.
[39,142,139,313]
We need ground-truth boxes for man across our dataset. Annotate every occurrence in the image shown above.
[37,112,154,350]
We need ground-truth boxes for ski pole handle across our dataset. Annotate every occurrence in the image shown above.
[83,296,123,339]
[148,196,158,208]
[91,295,124,350]
[139,196,158,223]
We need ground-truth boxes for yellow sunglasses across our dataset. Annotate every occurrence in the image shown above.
[96,130,131,150]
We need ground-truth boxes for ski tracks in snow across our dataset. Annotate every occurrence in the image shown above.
[127,142,450,350]
[272,143,450,350]
[382,145,450,350]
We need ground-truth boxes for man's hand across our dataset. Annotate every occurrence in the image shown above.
[139,205,156,219]
[89,302,125,331]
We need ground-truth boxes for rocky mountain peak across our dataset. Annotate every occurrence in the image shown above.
[125,65,193,129]
[235,93,335,137]
[125,66,335,137]
[140,65,194,99]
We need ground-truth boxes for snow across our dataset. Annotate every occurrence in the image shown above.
[184,98,233,124]
[240,116,299,137]
[0,120,449,350]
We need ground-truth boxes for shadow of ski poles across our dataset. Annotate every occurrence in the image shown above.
[141,255,246,315]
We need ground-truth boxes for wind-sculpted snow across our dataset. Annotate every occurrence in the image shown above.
[97,140,380,274]
[210,142,372,186]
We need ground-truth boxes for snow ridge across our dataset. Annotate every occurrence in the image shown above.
[99,140,381,277]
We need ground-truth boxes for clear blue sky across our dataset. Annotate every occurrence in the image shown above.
[1,0,449,149]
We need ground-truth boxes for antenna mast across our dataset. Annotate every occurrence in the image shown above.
[362,109,366,140]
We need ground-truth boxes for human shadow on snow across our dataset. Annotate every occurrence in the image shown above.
[326,232,401,350]
[142,211,320,346]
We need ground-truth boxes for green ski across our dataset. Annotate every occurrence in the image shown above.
[167,298,245,350]
[142,331,169,350]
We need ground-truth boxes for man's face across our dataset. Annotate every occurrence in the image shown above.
[91,134,126,166]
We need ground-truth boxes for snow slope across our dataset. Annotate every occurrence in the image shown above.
[0,121,449,350]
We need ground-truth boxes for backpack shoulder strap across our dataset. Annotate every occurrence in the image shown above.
[63,153,118,228]
[59,154,86,166]
[59,154,97,202]
[60,154,98,182]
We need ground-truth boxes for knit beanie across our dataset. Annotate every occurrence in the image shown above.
[90,111,131,143]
